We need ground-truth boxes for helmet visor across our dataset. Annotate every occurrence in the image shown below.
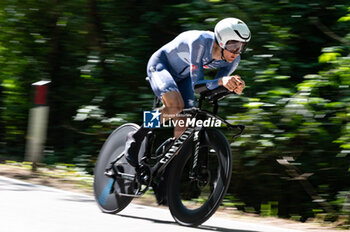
[225,41,247,54]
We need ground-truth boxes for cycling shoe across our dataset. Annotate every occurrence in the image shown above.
[124,131,141,167]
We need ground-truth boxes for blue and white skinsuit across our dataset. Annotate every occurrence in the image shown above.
[147,30,240,109]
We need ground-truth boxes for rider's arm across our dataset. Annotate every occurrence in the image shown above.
[189,39,205,86]
[215,55,241,87]
[194,55,241,90]
[216,56,245,93]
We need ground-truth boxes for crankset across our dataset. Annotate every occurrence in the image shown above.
[104,162,152,198]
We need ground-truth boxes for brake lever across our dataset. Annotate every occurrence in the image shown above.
[224,122,245,139]
[232,125,245,139]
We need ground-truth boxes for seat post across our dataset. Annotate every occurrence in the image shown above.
[197,96,204,109]
[213,100,218,114]
[153,96,161,109]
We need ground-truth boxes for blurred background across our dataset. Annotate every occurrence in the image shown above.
[0,0,349,224]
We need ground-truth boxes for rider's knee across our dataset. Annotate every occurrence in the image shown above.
[162,91,184,115]
[166,103,183,115]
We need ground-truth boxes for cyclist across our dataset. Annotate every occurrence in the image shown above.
[125,17,251,167]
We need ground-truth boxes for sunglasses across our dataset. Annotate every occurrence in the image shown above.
[225,41,247,54]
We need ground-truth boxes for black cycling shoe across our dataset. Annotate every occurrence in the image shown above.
[124,132,141,167]
[124,127,152,167]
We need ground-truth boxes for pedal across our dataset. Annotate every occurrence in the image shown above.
[117,182,148,198]
[104,166,136,182]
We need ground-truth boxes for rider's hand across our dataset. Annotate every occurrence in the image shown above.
[220,75,245,94]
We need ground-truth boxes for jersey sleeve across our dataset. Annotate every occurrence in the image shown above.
[215,55,241,80]
[189,39,205,86]
[194,55,241,90]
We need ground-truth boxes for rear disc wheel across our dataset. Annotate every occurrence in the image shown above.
[93,123,146,213]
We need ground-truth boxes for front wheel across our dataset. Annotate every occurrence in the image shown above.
[167,128,232,226]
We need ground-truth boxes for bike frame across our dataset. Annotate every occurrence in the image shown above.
[143,95,245,182]
[107,86,245,197]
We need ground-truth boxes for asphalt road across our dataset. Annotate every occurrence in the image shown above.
[0,176,307,232]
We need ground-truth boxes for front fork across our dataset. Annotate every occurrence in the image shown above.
[189,128,209,185]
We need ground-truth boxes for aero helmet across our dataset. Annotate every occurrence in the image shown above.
[214,18,251,49]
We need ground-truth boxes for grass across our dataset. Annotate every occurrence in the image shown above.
[0,160,94,193]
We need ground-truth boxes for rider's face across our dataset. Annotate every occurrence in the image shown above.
[223,49,239,63]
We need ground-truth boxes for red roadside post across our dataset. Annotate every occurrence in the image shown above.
[25,80,51,171]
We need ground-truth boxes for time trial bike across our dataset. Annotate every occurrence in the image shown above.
[93,83,245,226]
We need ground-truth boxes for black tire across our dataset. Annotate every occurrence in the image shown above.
[93,123,147,214]
[167,128,232,226]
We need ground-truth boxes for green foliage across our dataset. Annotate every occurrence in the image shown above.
[261,201,279,217]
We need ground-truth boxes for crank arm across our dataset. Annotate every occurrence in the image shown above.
[118,192,143,198]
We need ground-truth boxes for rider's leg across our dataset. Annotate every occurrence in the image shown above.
[173,76,195,138]
[124,91,183,167]
[125,58,182,167]
[124,126,152,167]
[173,116,187,138]
[161,91,185,138]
